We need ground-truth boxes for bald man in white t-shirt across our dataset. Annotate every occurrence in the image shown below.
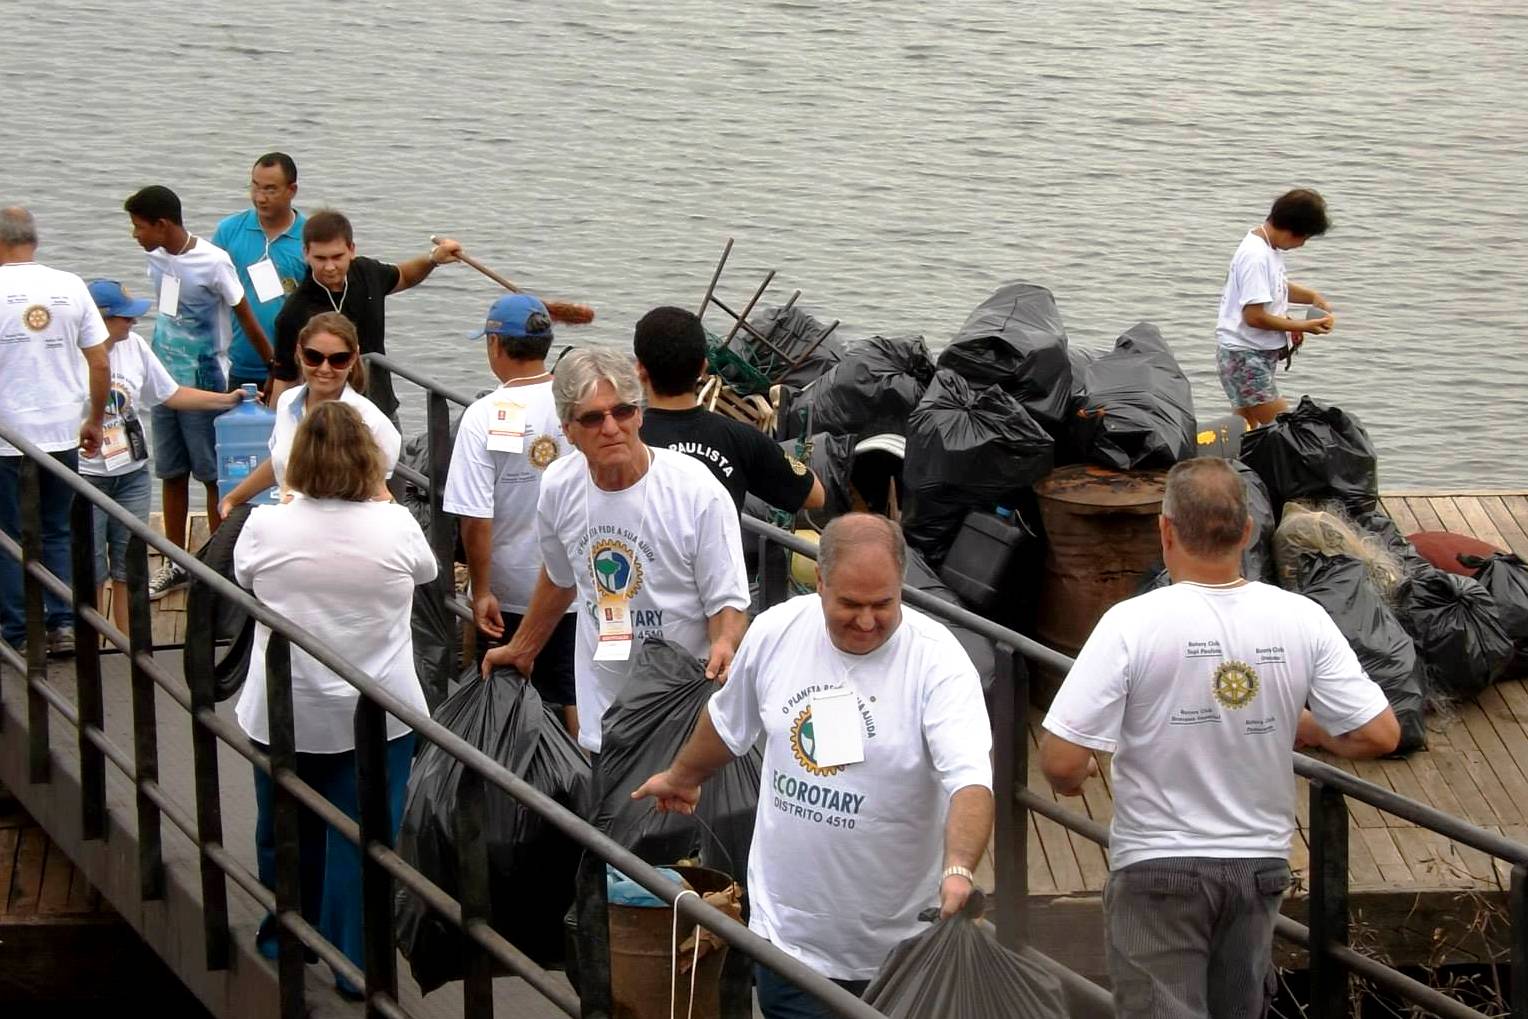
[1040,458,1399,1019]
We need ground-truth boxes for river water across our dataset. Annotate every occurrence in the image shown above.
[8,0,1526,488]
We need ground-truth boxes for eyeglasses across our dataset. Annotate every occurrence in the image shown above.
[300,347,355,369]
[572,403,640,429]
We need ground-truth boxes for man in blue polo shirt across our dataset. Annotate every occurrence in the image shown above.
[212,152,305,390]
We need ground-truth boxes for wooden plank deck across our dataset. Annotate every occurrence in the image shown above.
[0,795,105,919]
[987,491,1528,975]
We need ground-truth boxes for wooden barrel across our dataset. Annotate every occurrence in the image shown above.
[1031,465,1167,700]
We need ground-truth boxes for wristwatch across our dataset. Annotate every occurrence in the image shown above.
[941,865,974,884]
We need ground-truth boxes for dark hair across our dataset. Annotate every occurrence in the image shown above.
[495,327,554,362]
[1267,188,1329,238]
[253,152,298,186]
[123,186,183,226]
[1162,458,1250,557]
[297,311,368,393]
[303,209,354,248]
[632,306,707,397]
[285,402,383,502]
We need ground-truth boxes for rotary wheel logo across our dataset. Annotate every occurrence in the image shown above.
[22,305,51,331]
[1212,660,1260,710]
[590,539,642,599]
[282,276,297,295]
[789,706,844,778]
[529,435,560,471]
[785,453,808,477]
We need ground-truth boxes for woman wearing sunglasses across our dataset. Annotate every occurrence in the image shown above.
[233,400,435,995]
[218,311,400,515]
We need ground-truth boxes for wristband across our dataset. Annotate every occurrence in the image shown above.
[941,865,974,884]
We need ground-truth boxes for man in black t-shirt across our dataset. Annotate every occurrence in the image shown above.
[269,209,460,419]
[635,306,824,515]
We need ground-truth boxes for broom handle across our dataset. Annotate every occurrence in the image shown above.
[431,235,523,293]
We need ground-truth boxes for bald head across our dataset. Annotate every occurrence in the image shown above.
[1161,458,1250,556]
[0,206,38,250]
[818,513,906,583]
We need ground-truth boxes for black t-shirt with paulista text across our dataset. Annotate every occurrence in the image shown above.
[272,255,402,417]
[641,406,815,513]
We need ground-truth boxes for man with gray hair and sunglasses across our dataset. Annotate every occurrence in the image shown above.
[1040,456,1399,1019]
[481,347,749,753]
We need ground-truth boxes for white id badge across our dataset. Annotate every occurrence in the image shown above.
[101,424,132,470]
[809,688,865,768]
[159,275,181,317]
[485,401,527,453]
[247,258,284,303]
[593,597,633,661]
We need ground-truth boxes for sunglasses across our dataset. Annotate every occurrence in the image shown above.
[572,403,640,429]
[300,347,355,369]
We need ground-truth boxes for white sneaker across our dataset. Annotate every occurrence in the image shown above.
[148,562,189,601]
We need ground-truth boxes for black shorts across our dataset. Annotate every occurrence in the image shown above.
[484,611,578,707]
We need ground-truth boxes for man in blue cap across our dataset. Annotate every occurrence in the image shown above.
[442,294,580,733]
[79,280,239,632]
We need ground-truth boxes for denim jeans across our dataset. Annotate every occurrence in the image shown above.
[1,449,79,646]
[755,962,869,1019]
[83,467,153,584]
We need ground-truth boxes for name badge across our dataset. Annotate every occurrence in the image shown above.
[159,275,181,317]
[809,688,865,768]
[247,258,285,303]
[486,400,527,453]
[593,593,633,662]
[101,423,133,470]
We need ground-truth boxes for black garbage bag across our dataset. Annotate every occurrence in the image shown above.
[185,502,256,702]
[591,639,763,884]
[1460,553,1528,673]
[902,371,1055,564]
[411,584,456,712]
[398,398,473,544]
[781,433,857,528]
[937,282,1073,436]
[1070,322,1197,471]
[1195,414,1248,459]
[1352,509,1432,578]
[1233,461,1277,585]
[1396,569,1513,698]
[863,902,1068,1018]
[730,305,844,391]
[780,335,935,440]
[905,549,997,693]
[396,667,591,992]
[1295,553,1427,753]
[1239,396,1379,517]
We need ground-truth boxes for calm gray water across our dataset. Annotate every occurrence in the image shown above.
[8,0,1526,489]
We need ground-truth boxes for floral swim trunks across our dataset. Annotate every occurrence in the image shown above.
[1216,345,1282,409]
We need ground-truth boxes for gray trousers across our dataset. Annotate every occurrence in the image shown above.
[1104,856,1291,1019]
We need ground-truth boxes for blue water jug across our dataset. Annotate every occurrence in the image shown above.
[215,384,277,506]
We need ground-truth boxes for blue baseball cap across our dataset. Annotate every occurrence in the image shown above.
[468,293,553,340]
[88,279,153,319]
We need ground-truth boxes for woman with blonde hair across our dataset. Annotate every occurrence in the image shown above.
[232,401,435,994]
[219,311,400,515]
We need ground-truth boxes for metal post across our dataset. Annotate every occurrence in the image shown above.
[994,643,1029,950]
[1511,865,1527,1019]
[1309,781,1351,1018]
[124,536,164,898]
[265,634,306,1019]
[425,390,456,706]
[575,850,613,1019]
[20,457,49,782]
[184,576,226,947]
[453,766,494,1019]
[70,495,105,841]
[355,696,399,1016]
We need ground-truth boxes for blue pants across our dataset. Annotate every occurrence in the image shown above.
[252,732,415,986]
[755,962,869,1019]
[0,450,79,646]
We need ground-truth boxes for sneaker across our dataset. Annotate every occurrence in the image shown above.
[148,562,189,601]
[46,626,75,658]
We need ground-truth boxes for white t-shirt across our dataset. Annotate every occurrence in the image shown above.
[269,384,402,491]
[441,378,574,613]
[1216,230,1290,351]
[0,261,109,455]
[708,595,993,981]
[233,496,437,752]
[1042,582,1391,871]
[79,333,180,477]
[145,237,243,388]
[537,446,749,752]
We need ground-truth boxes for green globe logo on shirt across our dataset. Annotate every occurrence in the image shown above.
[590,538,643,598]
[790,706,844,778]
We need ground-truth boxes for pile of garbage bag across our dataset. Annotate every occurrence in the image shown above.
[778,334,935,441]
[1461,553,1528,671]
[937,282,1073,436]
[731,305,844,390]
[396,666,591,992]
[1069,322,1197,471]
[1240,396,1379,517]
